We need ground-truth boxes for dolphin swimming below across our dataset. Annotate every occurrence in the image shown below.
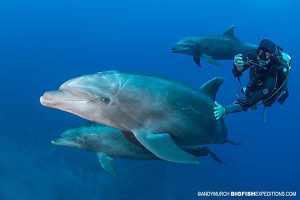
[52,124,223,176]
[171,25,257,67]
[40,70,228,164]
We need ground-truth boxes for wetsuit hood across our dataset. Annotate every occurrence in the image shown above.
[258,39,277,54]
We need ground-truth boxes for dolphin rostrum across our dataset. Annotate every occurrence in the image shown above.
[171,25,257,67]
[52,124,224,176]
[40,71,228,164]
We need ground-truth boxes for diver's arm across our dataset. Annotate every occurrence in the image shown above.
[232,64,243,78]
[214,102,244,120]
[225,104,244,114]
[232,54,250,78]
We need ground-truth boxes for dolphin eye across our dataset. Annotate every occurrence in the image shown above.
[101,97,111,103]
[77,138,84,143]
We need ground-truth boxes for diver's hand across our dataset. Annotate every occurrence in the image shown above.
[234,54,244,71]
[214,101,226,120]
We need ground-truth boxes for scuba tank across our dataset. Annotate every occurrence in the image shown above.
[263,46,291,106]
[275,49,291,104]
[281,51,292,65]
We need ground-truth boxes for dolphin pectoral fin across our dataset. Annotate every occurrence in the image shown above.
[97,153,120,177]
[132,130,199,164]
[193,56,201,67]
[201,54,221,66]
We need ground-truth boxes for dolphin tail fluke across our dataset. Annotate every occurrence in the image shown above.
[132,130,199,164]
[207,148,225,164]
[184,146,224,164]
[201,54,221,66]
[226,139,243,146]
[193,56,201,67]
[97,153,120,177]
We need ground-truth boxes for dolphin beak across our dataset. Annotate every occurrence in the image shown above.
[51,140,58,145]
[40,90,87,108]
[40,91,66,107]
[51,138,65,146]
[51,138,79,148]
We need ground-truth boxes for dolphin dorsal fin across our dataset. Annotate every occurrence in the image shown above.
[199,77,224,101]
[223,25,237,39]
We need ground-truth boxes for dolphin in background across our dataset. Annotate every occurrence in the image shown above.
[171,25,257,67]
[52,124,224,176]
[40,71,228,164]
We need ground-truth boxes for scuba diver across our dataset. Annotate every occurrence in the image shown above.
[214,39,291,120]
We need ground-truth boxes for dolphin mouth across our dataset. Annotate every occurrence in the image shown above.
[171,46,190,54]
[51,139,61,145]
[51,138,79,147]
[40,89,88,107]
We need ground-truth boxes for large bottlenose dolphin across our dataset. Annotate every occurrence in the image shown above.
[171,25,257,67]
[52,124,223,176]
[40,71,228,164]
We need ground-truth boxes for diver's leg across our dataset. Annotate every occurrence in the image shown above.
[244,76,277,107]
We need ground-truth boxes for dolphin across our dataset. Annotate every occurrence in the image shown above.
[52,124,224,176]
[171,25,257,67]
[40,70,228,164]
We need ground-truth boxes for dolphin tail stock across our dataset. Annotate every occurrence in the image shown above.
[97,153,121,177]
[132,130,199,164]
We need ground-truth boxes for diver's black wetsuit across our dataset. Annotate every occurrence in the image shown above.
[226,51,288,113]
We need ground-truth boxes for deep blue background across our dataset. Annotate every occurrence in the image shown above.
[0,0,299,199]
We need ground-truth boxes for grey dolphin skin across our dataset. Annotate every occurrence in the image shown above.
[40,70,228,164]
[52,124,223,176]
[171,25,257,67]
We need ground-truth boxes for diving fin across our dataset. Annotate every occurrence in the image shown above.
[132,130,199,164]
[193,56,201,67]
[201,54,221,66]
[97,153,120,177]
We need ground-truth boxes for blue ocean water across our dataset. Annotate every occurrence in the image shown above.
[0,0,299,199]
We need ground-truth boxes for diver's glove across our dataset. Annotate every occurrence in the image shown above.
[234,54,245,71]
[214,101,226,120]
